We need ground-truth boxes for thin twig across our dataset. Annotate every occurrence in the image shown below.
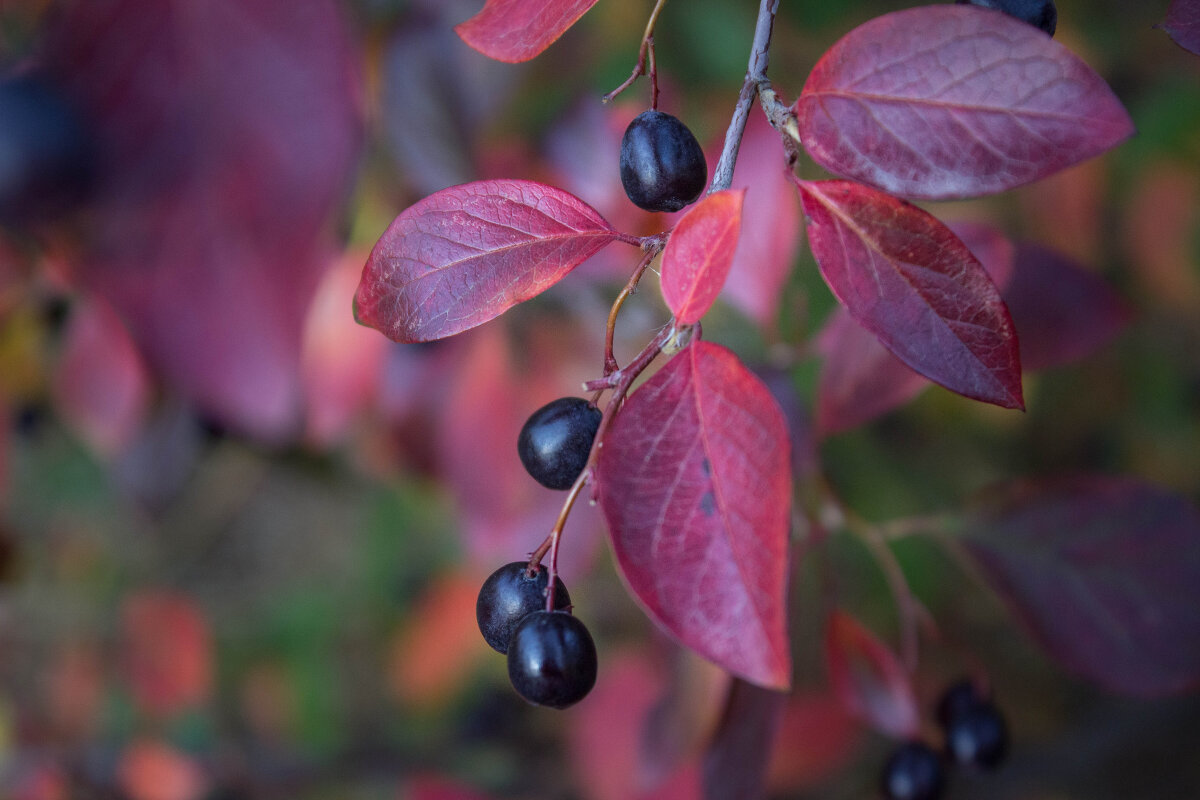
[709,0,779,193]
[603,0,670,104]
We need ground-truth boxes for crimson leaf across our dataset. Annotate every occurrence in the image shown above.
[660,190,745,325]
[597,340,792,689]
[455,0,600,63]
[824,610,919,739]
[1163,0,1200,55]
[961,477,1200,696]
[356,180,622,343]
[796,6,1134,199]
[798,180,1023,410]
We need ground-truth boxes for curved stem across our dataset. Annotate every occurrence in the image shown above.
[603,0,670,104]
[602,248,661,378]
[528,471,590,611]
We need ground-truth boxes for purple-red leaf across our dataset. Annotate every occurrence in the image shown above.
[795,6,1135,199]
[1004,243,1131,371]
[661,190,745,325]
[1163,0,1200,55]
[961,477,1200,697]
[824,611,920,739]
[798,180,1023,410]
[42,0,363,441]
[702,679,787,800]
[455,0,599,63]
[814,220,1016,434]
[597,341,792,689]
[356,180,620,343]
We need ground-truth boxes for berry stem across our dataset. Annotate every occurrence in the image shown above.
[602,0,669,105]
[600,245,662,381]
[710,0,779,193]
[528,468,589,611]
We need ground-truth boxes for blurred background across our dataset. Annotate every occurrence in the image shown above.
[0,0,1197,798]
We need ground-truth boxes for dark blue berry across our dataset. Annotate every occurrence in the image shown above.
[517,397,601,490]
[506,610,597,709]
[476,562,571,654]
[619,110,707,213]
[945,703,1009,770]
[936,678,989,728]
[882,741,945,800]
[955,0,1057,36]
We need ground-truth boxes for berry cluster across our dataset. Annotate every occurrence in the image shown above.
[477,104,708,708]
[881,679,1009,800]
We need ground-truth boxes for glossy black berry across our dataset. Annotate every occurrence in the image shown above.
[935,678,989,728]
[955,0,1057,36]
[0,75,95,225]
[945,703,1009,770]
[506,610,597,709]
[517,397,601,490]
[476,562,571,654]
[881,741,945,800]
[619,110,707,213]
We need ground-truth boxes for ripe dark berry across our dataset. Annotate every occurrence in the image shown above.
[935,678,989,728]
[619,110,707,213]
[955,0,1057,36]
[881,741,945,800]
[945,703,1009,770]
[476,562,571,654]
[506,610,597,709]
[517,397,601,490]
[0,75,95,225]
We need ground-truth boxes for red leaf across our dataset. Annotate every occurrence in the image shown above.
[824,610,919,739]
[1163,0,1200,55]
[722,113,802,329]
[702,679,787,800]
[961,477,1200,697]
[815,309,928,436]
[597,341,792,689]
[356,180,620,343]
[117,740,206,800]
[455,0,600,63]
[798,180,1024,410]
[795,6,1134,199]
[408,776,496,800]
[767,690,862,793]
[661,190,745,324]
[814,220,1016,434]
[1003,244,1131,371]
[121,592,213,718]
[51,296,151,458]
[43,0,363,441]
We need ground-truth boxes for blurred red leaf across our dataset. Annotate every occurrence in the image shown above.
[568,651,666,800]
[721,112,802,330]
[407,775,497,800]
[301,250,388,447]
[961,477,1200,697]
[388,570,491,708]
[455,0,600,63]
[661,190,745,324]
[814,220,1016,434]
[701,679,787,800]
[824,610,920,739]
[767,690,862,793]
[51,296,151,458]
[597,341,792,689]
[1122,162,1200,311]
[1004,244,1131,371]
[356,180,622,343]
[117,740,205,800]
[43,0,363,441]
[795,6,1134,199]
[1163,0,1200,55]
[798,180,1023,410]
[121,591,212,718]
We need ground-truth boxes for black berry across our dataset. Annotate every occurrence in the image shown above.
[0,75,95,225]
[476,562,571,654]
[881,741,945,800]
[935,678,989,728]
[955,0,1057,36]
[945,703,1009,770]
[506,610,597,709]
[517,397,601,490]
[619,110,707,213]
